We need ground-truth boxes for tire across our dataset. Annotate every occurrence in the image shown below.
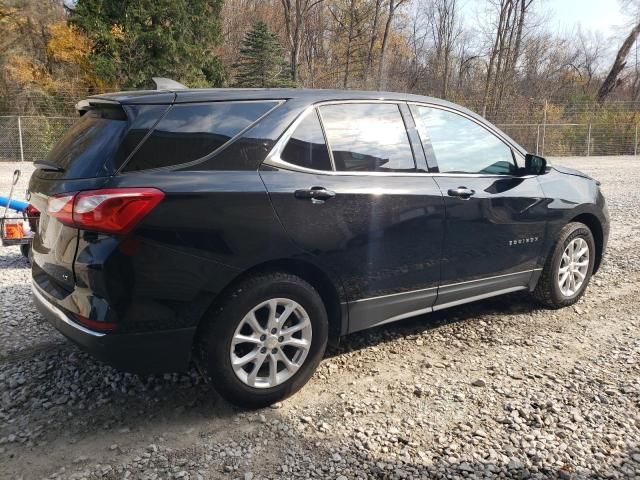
[533,222,596,308]
[198,271,328,409]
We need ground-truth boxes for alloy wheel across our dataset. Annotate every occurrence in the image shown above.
[230,298,312,389]
[558,237,590,297]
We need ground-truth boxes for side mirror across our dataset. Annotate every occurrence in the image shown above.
[524,154,547,175]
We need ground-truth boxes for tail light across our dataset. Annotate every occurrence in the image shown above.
[47,188,164,235]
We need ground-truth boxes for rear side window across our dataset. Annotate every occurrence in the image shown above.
[410,105,516,175]
[319,103,415,172]
[123,101,278,172]
[44,105,129,179]
[281,110,332,171]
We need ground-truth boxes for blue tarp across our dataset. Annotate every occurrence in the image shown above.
[0,196,29,212]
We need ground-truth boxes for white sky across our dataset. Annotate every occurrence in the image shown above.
[550,0,629,38]
[457,0,634,63]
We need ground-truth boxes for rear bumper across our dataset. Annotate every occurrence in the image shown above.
[32,281,195,374]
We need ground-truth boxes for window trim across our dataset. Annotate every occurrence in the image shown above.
[312,107,337,171]
[265,100,420,176]
[117,99,284,175]
[265,100,533,178]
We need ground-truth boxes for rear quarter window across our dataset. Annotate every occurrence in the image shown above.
[123,101,278,172]
[280,110,332,171]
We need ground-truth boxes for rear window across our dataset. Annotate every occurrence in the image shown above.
[123,101,278,172]
[44,105,129,178]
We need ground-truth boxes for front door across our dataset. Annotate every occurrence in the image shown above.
[260,102,445,332]
[409,104,548,308]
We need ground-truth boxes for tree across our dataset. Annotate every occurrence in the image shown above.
[597,2,640,103]
[363,0,383,85]
[68,0,225,89]
[233,21,292,87]
[425,0,462,99]
[377,0,408,89]
[280,0,324,84]
[0,0,98,115]
[328,0,374,88]
[480,0,534,118]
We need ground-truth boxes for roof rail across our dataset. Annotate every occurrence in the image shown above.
[152,77,188,90]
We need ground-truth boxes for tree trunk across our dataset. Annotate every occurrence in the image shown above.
[343,0,356,88]
[378,0,404,90]
[482,0,511,116]
[364,0,382,86]
[281,0,325,85]
[597,21,640,103]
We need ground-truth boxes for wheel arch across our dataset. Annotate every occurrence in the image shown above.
[196,257,346,343]
[570,212,604,273]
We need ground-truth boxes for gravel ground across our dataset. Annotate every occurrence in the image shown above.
[0,158,639,480]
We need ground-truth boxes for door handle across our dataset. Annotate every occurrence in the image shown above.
[294,187,336,201]
[447,186,476,200]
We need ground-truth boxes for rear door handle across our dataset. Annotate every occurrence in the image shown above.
[447,186,476,199]
[294,187,336,201]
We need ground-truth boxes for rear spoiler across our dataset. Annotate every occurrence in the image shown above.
[75,99,91,116]
[152,77,187,90]
[75,77,185,116]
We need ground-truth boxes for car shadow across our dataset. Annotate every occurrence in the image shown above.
[0,281,539,450]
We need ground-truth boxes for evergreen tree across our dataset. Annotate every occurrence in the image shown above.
[68,0,225,89]
[233,22,293,88]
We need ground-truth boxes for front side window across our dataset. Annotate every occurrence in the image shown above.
[320,103,415,172]
[281,110,332,171]
[410,105,516,175]
[124,101,277,172]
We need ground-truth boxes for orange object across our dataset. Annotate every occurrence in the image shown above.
[3,220,24,240]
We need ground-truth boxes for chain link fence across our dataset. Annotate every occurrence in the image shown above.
[0,116,76,162]
[500,123,640,157]
[0,102,639,162]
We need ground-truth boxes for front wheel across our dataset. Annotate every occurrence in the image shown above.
[533,222,596,308]
[198,272,328,409]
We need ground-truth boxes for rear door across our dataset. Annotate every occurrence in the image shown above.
[409,104,548,308]
[260,102,445,333]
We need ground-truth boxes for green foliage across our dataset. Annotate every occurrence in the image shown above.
[232,22,293,88]
[68,0,225,89]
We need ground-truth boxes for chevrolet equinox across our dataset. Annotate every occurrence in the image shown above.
[28,88,609,408]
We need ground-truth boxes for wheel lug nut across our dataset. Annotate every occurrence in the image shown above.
[271,348,277,354]
[278,336,284,342]
[271,328,277,334]
[260,334,266,341]
[260,347,266,353]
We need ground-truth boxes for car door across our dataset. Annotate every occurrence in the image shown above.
[260,102,445,333]
[409,104,548,308]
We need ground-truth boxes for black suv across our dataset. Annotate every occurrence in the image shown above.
[29,89,609,408]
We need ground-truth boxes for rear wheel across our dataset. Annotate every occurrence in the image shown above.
[533,222,595,308]
[198,272,328,409]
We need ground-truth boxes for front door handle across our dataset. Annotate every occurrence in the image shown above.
[294,187,336,201]
[447,186,476,200]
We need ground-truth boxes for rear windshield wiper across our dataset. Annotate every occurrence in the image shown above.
[34,160,65,173]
